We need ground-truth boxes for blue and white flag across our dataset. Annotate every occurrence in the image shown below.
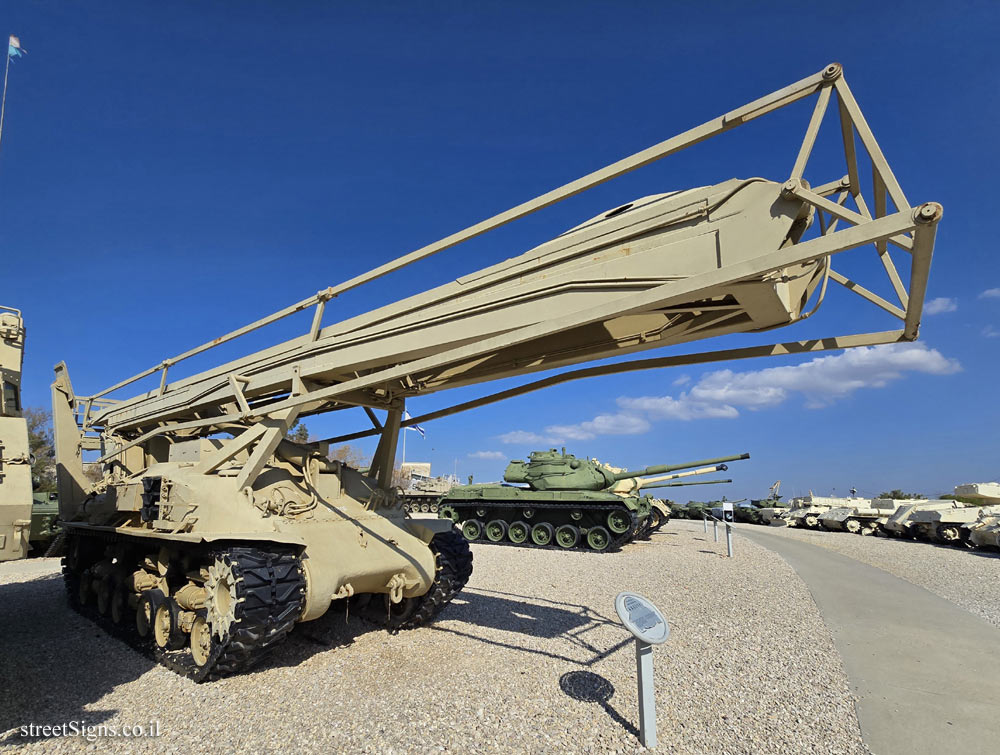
[402,410,426,438]
[8,36,25,58]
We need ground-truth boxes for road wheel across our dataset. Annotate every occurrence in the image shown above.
[485,519,508,543]
[461,519,483,542]
[190,616,213,667]
[508,521,529,544]
[136,589,165,639]
[607,510,632,534]
[154,597,187,650]
[555,524,580,549]
[531,522,554,546]
[587,526,611,551]
[110,583,129,625]
[937,524,961,543]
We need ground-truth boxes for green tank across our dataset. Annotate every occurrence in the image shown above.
[439,449,748,551]
[29,491,61,555]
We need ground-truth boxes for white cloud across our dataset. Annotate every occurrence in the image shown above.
[984,325,1000,339]
[468,450,506,460]
[497,430,561,445]
[497,342,961,443]
[924,297,957,315]
[546,413,651,441]
[672,374,691,386]
[979,288,1000,299]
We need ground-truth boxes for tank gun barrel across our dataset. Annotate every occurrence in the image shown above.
[644,478,732,489]
[612,453,750,482]
[633,464,730,487]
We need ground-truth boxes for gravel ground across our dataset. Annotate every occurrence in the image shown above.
[752,523,1000,628]
[1,523,866,754]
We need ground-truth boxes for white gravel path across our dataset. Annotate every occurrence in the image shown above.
[755,523,1000,628]
[1,522,866,754]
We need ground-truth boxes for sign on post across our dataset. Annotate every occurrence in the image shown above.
[722,501,734,523]
[615,592,670,749]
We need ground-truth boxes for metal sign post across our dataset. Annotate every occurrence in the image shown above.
[722,501,734,523]
[615,592,671,749]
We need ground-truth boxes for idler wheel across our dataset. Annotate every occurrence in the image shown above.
[607,510,632,534]
[508,521,530,544]
[136,589,165,639]
[587,526,611,551]
[555,524,580,549]
[485,520,508,543]
[531,522,554,546]
[154,597,187,650]
[461,519,484,541]
[190,616,213,667]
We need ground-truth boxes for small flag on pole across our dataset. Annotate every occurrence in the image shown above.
[403,410,426,438]
[8,36,25,58]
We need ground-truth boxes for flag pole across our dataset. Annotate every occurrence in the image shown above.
[0,41,11,154]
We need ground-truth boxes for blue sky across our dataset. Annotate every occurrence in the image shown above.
[2,1,997,500]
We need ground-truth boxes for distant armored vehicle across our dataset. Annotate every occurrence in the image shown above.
[908,503,982,545]
[787,496,868,529]
[882,499,972,539]
[439,450,748,550]
[0,305,32,562]
[955,483,1000,549]
[29,491,60,555]
[401,472,458,513]
[967,507,1000,549]
[820,499,901,535]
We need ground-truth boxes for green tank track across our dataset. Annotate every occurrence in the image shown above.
[62,531,304,683]
[445,501,642,552]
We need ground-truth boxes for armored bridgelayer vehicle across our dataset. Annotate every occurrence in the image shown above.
[439,450,746,550]
[51,64,941,679]
[0,305,32,562]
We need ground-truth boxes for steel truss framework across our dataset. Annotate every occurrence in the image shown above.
[58,63,941,491]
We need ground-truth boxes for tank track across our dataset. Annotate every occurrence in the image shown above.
[446,501,641,552]
[62,531,304,683]
[357,529,473,630]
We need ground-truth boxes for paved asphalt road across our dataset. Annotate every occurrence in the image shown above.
[738,525,1000,755]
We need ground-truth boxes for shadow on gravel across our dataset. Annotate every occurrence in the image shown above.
[0,574,145,743]
[426,588,633,667]
[559,671,639,738]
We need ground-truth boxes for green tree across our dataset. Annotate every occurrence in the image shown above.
[877,489,926,500]
[24,407,56,492]
[286,420,310,444]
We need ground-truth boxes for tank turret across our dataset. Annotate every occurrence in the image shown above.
[503,449,749,492]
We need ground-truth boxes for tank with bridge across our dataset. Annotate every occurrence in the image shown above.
[438,450,748,551]
[881,499,973,540]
